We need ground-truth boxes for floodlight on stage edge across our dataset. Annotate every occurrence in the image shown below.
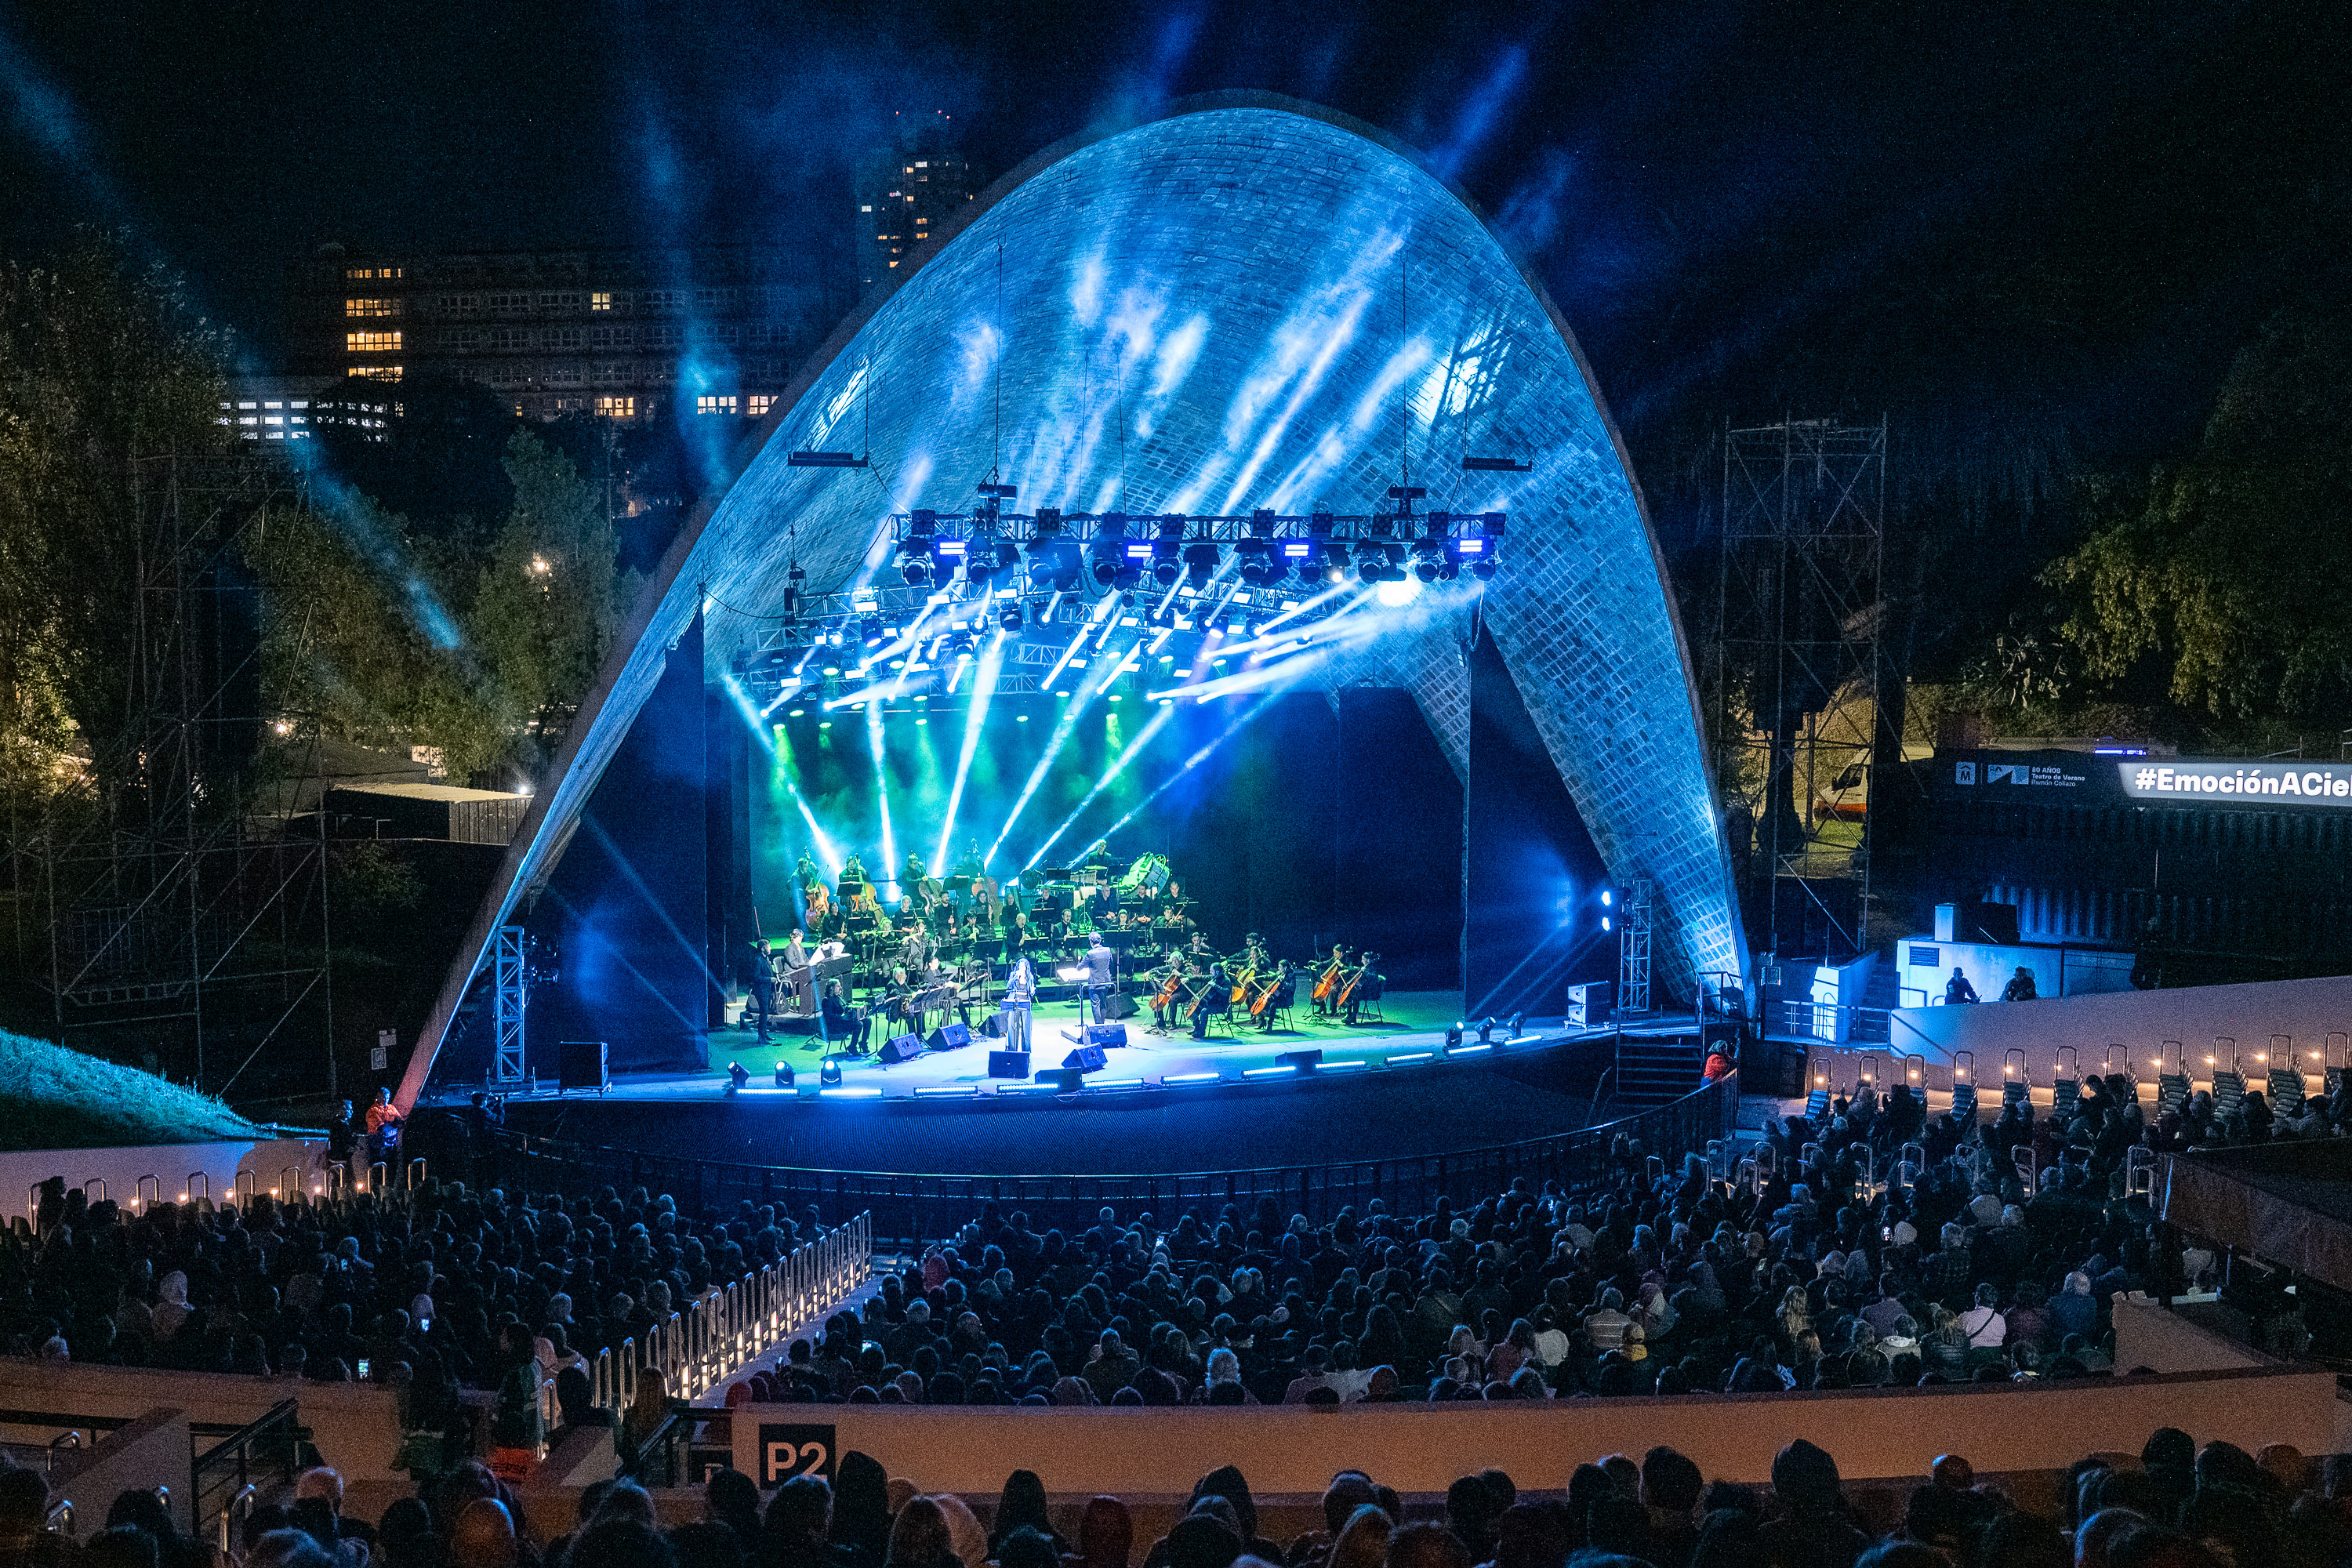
[775,1062,794,1088]
[819,1057,843,1087]
[1478,1016,1497,1044]
[1446,1023,1463,1051]
[1508,1011,1525,1039]
[727,1062,750,1093]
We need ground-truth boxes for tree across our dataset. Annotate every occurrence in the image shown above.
[466,431,624,763]
[2052,305,2352,725]
[0,235,232,799]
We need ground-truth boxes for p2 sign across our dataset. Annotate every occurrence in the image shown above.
[759,1422,837,1486]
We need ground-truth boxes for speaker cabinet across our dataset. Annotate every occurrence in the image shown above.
[1275,1048,1322,1072]
[1062,1044,1107,1073]
[1084,1022,1127,1048]
[986,1050,1032,1080]
[926,1022,973,1053]
[1567,982,1613,1027]
[880,1033,924,1065]
[557,1040,608,1094]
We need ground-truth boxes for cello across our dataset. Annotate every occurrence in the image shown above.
[1247,962,1289,1018]
[1311,947,1348,1004]
[1333,955,1374,1012]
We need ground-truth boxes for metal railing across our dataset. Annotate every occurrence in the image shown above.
[492,1072,1741,1245]
[579,1212,874,1410]
[192,1400,301,1555]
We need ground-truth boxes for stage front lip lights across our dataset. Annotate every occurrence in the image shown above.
[1385,1051,1436,1065]
[818,1085,883,1099]
[1243,1065,1296,1078]
[1446,1042,1493,1055]
[1160,1072,1221,1085]
[913,1085,978,1098]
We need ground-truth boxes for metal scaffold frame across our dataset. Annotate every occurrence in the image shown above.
[492,925,527,1083]
[1711,418,1889,962]
[1619,877,1653,1015]
[12,455,336,1098]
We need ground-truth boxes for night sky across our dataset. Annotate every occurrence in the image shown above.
[4,0,2347,506]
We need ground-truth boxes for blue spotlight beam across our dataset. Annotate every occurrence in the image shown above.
[867,699,898,889]
[985,648,1122,867]
[933,630,1007,869]
[1024,699,1175,872]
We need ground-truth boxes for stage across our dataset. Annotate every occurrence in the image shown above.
[483,991,1575,1104]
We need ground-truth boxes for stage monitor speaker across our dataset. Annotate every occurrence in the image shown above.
[1044,1068,1087,1093]
[1105,992,1138,1020]
[987,1050,1033,1080]
[881,1033,924,1065]
[557,1040,608,1094]
[1275,1048,1322,1072]
[979,1011,1005,1038]
[1567,982,1613,1028]
[1062,1044,1107,1073]
[1084,1022,1127,1048]
[926,1022,973,1053]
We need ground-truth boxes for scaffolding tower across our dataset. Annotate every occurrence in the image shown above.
[19,455,335,1098]
[1617,876,1653,1016]
[1711,418,1889,961]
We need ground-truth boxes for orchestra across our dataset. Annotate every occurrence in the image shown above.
[740,844,1388,1058]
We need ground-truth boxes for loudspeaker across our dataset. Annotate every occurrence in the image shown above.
[926,1022,973,1052]
[1062,1044,1107,1073]
[1567,982,1613,1027]
[1275,1048,1322,1072]
[880,1033,924,1065]
[1105,992,1138,1020]
[1044,1068,1087,1093]
[979,1011,1005,1038]
[1084,1022,1127,1048]
[557,1040,608,1094]
[987,1050,1033,1080]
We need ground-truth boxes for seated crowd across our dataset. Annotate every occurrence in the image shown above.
[731,1076,2191,1406]
[4,1425,2348,1568]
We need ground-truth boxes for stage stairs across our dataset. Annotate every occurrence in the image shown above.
[1613,1033,1704,1109]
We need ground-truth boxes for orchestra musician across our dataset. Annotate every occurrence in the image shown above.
[778,928,812,1014]
[1341,951,1385,1027]
[1312,943,1349,1018]
[747,937,780,1041]
[1145,959,1183,1033]
[818,979,870,1056]
[1190,956,1232,1040]
[1250,960,1296,1032]
[898,920,931,975]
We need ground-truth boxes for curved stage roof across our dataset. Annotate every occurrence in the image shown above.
[400,95,1748,1106]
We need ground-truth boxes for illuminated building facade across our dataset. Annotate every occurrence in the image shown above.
[285,244,841,422]
[401,95,1748,1101]
[854,113,981,289]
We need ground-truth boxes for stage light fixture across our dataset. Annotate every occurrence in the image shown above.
[819,1057,843,1087]
[1478,1016,1497,1044]
[1182,540,1221,586]
[862,617,884,648]
[931,535,970,579]
[1508,1011,1525,1038]
[774,1062,793,1087]
[726,1062,750,1093]
[1413,511,1450,582]
[1027,513,1083,590]
[999,603,1022,633]
[1446,1024,1463,1051]
[1087,514,1133,586]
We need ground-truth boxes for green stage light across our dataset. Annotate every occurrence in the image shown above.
[916,717,927,726]
[1017,714,1030,722]
[788,708,804,717]
[818,720,831,730]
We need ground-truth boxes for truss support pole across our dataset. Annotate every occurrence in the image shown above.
[492,926,528,1084]
[1619,877,1653,1016]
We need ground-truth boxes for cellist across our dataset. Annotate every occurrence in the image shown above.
[1312,943,1349,1018]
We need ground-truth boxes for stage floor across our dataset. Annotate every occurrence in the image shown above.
[516,991,1586,1104]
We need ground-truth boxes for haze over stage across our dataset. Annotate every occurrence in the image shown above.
[408,95,1746,1108]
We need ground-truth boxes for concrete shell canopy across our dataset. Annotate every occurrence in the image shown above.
[401,94,1747,1106]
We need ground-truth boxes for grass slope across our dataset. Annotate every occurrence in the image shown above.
[0,1031,264,1150]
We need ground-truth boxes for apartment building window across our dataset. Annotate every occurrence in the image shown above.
[344,266,404,281]
[646,289,684,311]
[590,291,613,311]
[596,396,636,418]
[589,325,631,348]
[746,394,775,417]
[488,327,528,350]
[446,293,481,314]
[347,331,402,353]
[547,365,583,385]
[695,394,737,416]
[348,365,403,382]
[345,298,400,318]
[447,328,483,350]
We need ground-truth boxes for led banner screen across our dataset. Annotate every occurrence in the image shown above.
[1930,750,2352,811]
